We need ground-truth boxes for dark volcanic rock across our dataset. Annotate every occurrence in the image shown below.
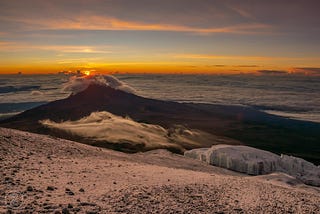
[62,208,70,214]
[47,186,55,191]
[26,186,34,192]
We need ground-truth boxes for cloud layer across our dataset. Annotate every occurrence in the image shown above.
[62,75,136,95]
[257,70,288,75]
[40,111,218,151]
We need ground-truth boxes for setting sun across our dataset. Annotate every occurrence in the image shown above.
[84,71,91,76]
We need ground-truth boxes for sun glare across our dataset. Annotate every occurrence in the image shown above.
[84,71,91,76]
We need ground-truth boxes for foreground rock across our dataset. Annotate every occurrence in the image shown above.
[1,128,320,213]
[185,145,320,186]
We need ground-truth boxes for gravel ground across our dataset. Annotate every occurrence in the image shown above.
[1,128,319,213]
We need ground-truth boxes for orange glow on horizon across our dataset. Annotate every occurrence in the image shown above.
[84,71,91,76]
[0,62,319,76]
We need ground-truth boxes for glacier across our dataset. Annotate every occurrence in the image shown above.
[185,145,320,187]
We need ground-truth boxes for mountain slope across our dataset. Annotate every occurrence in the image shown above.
[1,128,319,213]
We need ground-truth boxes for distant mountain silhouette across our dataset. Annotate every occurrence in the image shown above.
[1,84,238,134]
[1,83,320,164]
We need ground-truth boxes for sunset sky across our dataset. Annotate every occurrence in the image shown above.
[0,0,320,74]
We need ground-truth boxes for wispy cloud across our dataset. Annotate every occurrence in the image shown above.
[1,15,272,35]
[57,57,102,64]
[229,6,255,20]
[0,42,111,53]
[205,64,260,68]
[292,67,320,75]
[257,70,288,75]
[174,54,320,61]
[174,54,276,61]
[235,65,260,68]
[41,111,215,151]
[0,41,16,46]
[43,45,111,53]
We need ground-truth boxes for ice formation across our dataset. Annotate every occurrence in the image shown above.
[185,145,320,186]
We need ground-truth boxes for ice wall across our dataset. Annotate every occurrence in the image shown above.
[184,145,320,186]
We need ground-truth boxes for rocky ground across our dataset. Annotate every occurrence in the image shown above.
[0,128,320,213]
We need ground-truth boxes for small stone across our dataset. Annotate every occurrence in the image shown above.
[66,191,74,196]
[4,177,13,183]
[27,186,34,192]
[86,211,98,214]
[62,208,70,214]
[44,205,53,210]
[79,188,85,192]
[80,202,97,206]
[72,207,81,212]
[65,188,74,195]
[47,186,55,191]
